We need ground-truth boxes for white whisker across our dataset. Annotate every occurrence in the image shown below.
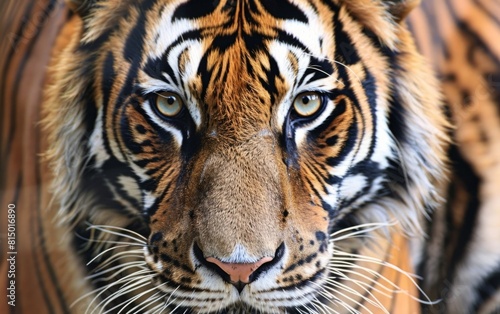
[126,291,163,314]
[86,224,147,244]
[329,221,396,242]
[89,262,149,281]
[95,277,154,314]
[87,245,143,266]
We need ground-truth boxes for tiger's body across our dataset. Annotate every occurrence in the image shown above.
[0,0,499,313]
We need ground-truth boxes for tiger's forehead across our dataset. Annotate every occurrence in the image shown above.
[140,0,338,135]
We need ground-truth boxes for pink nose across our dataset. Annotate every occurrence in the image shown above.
[206,257,273,283]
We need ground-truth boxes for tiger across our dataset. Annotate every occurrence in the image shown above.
[0,0,499,313]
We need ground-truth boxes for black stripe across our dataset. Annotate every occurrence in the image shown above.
[275,29,311,54]
[102,52,116,108]
[147,176,176,216]
[143,29,202,85]
[297,57,334,87]
[302,174,323,204]
[0,1,37,201]
[337,160,383,210]
[325,100,358,167]
[123,0,157,62]
[334,12,361,65]
[303,159,330,194]
[445,0,500,67]
[8,0,58,161]
[388,88,408,144]
[472,261,500,312]
[113,0,158,162]
[361,68,377,158]
[172,0,219,20]
[446,144,481,285]
[259,0,308,23]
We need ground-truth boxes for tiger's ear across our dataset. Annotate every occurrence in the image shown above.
[384,0,421,22]
[66,0,96,17]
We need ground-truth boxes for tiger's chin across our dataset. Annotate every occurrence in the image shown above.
[147,276,321,314]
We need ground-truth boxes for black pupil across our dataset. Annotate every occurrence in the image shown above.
[302,96,310,104]
[167,96,176,105]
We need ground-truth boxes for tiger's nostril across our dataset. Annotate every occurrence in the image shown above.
[205,256,273,284]
[193,243,286,292]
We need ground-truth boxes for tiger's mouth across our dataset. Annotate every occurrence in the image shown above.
[143,240,329,313]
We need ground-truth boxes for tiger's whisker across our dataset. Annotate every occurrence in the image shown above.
[92,253,145,273]
[87,245,143,266]
[86,224,147,244]
[89,262,150,281]
[328,268,395,299]
[320,276,388,311]
[329,221,397,242]
[108,280,165,314]
[84,271,156,314]
[126,291,163,314]
[95,277,154,314]
[313,280,379,314]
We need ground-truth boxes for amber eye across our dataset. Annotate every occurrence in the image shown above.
[155,92,183,117]
[292,92,323,117]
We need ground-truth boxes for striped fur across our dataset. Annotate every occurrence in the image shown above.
[0,0,498,313]
[408,1,500,313]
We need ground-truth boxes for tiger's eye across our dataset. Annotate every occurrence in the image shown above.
[155,92,183,117]
[293,92,322,117]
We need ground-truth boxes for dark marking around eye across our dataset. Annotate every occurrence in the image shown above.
[298,57,334,87]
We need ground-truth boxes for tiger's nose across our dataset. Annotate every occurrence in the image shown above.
[193,243,285,292]
[206,257,272,285]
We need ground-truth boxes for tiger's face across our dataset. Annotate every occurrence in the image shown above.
[47,0,448,312]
